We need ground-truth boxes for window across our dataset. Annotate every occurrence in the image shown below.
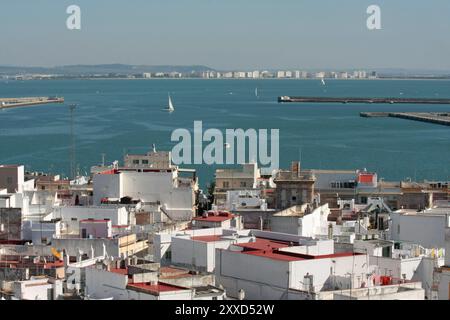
[223,181,229,188]
[292,196,297,201]
[41,186,45,190]
[240,182,246,188]
[397,224,400,234]
[142,159,149,164]
[133,160,139,164]
[6,177,13,185]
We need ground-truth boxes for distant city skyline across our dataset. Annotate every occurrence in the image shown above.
[1,1,450,70]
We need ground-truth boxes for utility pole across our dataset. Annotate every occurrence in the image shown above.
[69,104,77,180]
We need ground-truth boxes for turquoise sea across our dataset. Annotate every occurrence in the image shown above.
[1,79,450,187]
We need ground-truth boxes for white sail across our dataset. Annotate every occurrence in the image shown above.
[167,95,174,112]
[255,87,258,97]
[321,78,326,86]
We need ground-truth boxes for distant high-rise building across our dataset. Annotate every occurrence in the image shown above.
[277,71,286,78]
[315,72,326,79]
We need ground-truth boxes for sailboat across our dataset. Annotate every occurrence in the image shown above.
[163,94,175,113]
[255,87,259,98]
[321,78,326,86]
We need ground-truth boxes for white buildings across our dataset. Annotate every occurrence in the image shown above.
[84,262,225,300]
[51,206,129,235]
[276,71,286,78]
[154,228,249,272]
[251,70,260,79]
[435,214,450,299]
[214,163,260,206]
[85,266,193,300]
[215,231,366,300]
[92,150,198,221]
[390,203,450,248]
[10,277,63,300]
[353,238,444,299]
[269,203,330,237]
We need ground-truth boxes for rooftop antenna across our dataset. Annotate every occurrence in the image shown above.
[101,153,106,167]
[299,147,303,165]
[69,104,77,180]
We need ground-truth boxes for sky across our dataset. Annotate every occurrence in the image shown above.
[1,0,450,70]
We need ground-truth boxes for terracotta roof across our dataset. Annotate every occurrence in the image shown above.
[192,212,235,222]
[240,250,363,262]
[191,235,223,243]
[110,268,128,275]
[127,282,187,295]
[235,238,292,251]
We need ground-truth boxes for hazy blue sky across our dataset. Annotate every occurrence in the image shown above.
[1,0,450,70]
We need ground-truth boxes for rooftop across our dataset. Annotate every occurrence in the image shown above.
[235,237,293,251]
[191,235,224,243]
[126,282,188,295]
[192,211,235,223]
[240,249,363,262]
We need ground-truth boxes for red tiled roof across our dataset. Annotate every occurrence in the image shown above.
[99,169,119,175]
[235,238,291,251]
[127,282,187,295]
[192,211,235,222]
[245,250,304,261]
[110,268,129,275]
[240,249,363,262]
[191,235,223,243]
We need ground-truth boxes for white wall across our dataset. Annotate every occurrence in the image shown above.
[93,174,122,205]
[215,249,290,300]
[14,279,62,300]
[85,267,193,300]
[31,221,60,245]
[438,269,450,300]
[122,171,194,221]
[85,267,129,300]
[270,204,330,237]
[279,240,334,256]
[53,206,128,232]
[290,255,368,292]
[215,250,368,300]
[171,237,232,272]
[390,212,447,248]
[53,238,119,257]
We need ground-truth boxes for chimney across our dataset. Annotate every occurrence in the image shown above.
[291,161,300,175]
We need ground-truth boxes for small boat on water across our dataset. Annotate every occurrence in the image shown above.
[321,78,326,86]
[163,94,175,113]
